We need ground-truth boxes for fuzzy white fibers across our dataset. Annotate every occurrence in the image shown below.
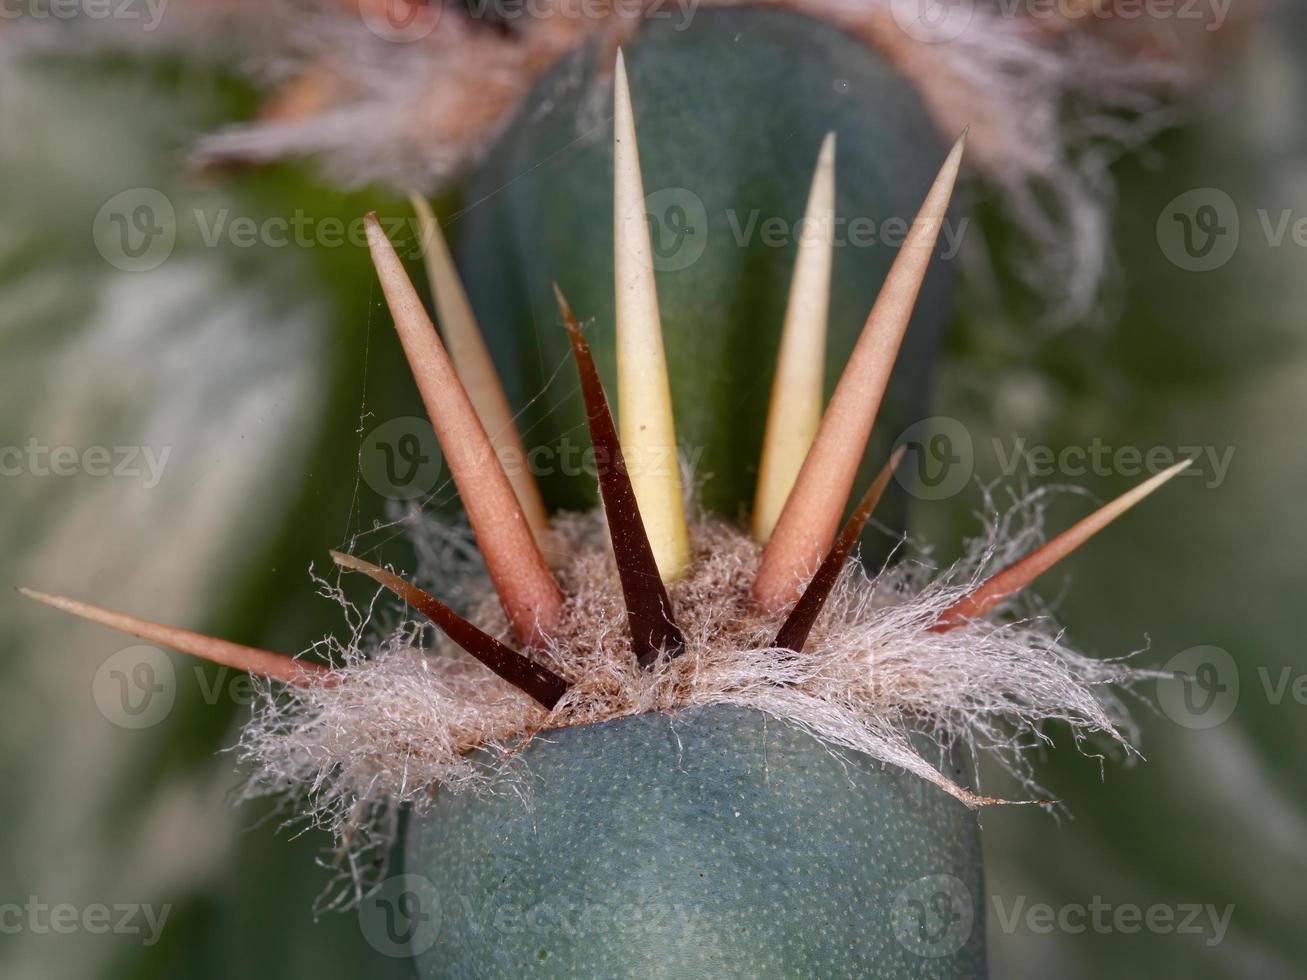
[238,502,1148,906]
[13,1,1225,322]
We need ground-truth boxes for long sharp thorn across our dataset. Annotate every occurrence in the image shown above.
[930,458,1193,632]
[555,284,686,668]
[408,193,551,543]
[753,132,967,612]
[18,588,326,686]
[330,551,569,710]
[612,48,690,583]
[754,132,836,544]
[774,447,904,652]
[365,213,563,644]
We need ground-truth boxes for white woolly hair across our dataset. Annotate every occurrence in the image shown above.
[176,0,1209,326]
[237,496,1149,908]
[16,0,1222,323]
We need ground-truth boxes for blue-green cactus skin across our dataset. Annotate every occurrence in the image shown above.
[405,707,986,977]
[455,8,957,547]
[421,12,979,975]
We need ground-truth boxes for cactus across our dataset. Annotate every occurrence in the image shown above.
[20,11,1192,979]
[454,9,955,535]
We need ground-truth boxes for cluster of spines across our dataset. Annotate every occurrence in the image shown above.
[22,51,1188,715]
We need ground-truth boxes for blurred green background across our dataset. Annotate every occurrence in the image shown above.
[2,4,1305,978]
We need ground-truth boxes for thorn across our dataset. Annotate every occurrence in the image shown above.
[612,49,691,582]
[774,447,904,652]
[18,587,326,686]
[753,132,966,612]
[330,551,569,711]
[407,193,551,543]
[753,131,837,543]
[930,458,1193,632]
[365,213,563,644]
[554,284,686,668]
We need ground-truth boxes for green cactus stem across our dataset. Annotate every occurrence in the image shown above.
[454,8,957,542]
[406,706,986,978]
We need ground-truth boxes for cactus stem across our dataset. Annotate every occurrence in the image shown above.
[612,48,691,584]
[773,447,904,652]
[407,193,551,544]
[18,587,327,686]
[753,131,836,544]
[329,551,569,710]
[364,213,563,644]
[930,457,1193,631]
[555,284,686,669]
[752,132,967,613]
